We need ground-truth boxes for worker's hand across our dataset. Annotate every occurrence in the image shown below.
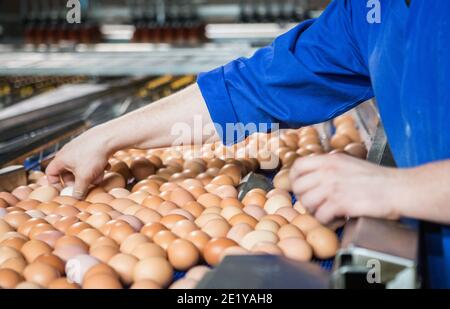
[45,127,111,199]
[290,154,403,224]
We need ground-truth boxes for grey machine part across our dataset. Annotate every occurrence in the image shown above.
[330,101,419,289]
[196,255,330,289]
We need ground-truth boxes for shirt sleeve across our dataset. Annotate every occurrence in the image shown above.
[197,0,373,145]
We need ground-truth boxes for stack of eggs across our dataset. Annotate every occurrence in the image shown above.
[0,119,368,289]
[329,114,368,158]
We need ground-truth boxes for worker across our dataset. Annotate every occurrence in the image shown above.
[46,0,450,225]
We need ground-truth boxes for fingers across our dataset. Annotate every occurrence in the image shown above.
[314,202,338,224]
[299,185,329,214]
[73,173,90,200]
[291,171,323,197]
[45,158,65,184]
[289,155,329,180]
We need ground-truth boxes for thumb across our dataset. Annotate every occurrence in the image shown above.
[73,173,90,200]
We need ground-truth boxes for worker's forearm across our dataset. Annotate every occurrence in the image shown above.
[398,160,450,224]
[98,83,219,153]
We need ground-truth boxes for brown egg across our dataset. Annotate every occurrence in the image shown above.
[202,219,230,238]
[0,269,24,288]
[292,214,321,234]
[85,203,113,214]
[140,222,167,240]
[240,230,279,250]
[255,219,280,233]
[12,186,32,201]
[4,211,31,229]
[109,188,131,199]
[84,263,118,281]
[132,209,160,225]
[66,222,91,236]
[73,201,91,211]
[337,125,361,143]
[43,214,62,225]
[330,134,352,150]
[15,199,40,211]
[86,187,107,201]
[83,273,122,289]
[131,242,166,260]
[0,219,14,237]
[169,278,198,289]
[35,254,65,275]
[333,114,355,127]
[282,151,300,166]
[0,192,19,206]
[194,213,223,228]
[35,230,64,248]
[23,262,60,287]
[133,257,173,287]
[36,202,60,215]
[226,223,253,244]
[100,172,126,191]
[156,201,178,216]
[120,233,149,255]
[90,245,119,263]
[21,239,52,263]
[197,193,222,208]
[210,175,234,186]
[275,207,299,222]
[131,279,161,289]
[344,143,368,159]
[220,198,243,209]
[53,245,88,262]
[185,230,211,253]
[110,161,132,180]
[251,242,283,255]
[76,211,91,221]
[52,196,78,206]
[185,265,211,281]
[116,215,143,231]
[159,214,185,230]
[203,238,238,266]
[306,226,340,259]
[28,186,59,203]
[90,236,118,250]
[264,195,292,215]
[54,235,88,251]
[167,188,194,208]
[277,224,305,240]
[181,201,204,218]
[1,237,27,251]
[88,193,115,205]
[127,191,150,204]
[243,205,267,220]
[278,238,313,262]
[109,198,136,212]
[196,173,213,186]
[108,253,138,285]
[15,281,43,289]
[53,216,80,233]
[77,228,103,246]
[214,185,238,199]
[48,277,80,289]
[167,239,200,271]
[123,205,142,216]
[86,213,112,229]
[0,257,27,274]
[228,213,258,228]
[273,169,291,192]
[221,206,243,220]
[153,230,177,250]
[242,193,266,207]
[246,188,267,196]
[130,158,155,181]
[109,222,135,244]
[171,220,197,238]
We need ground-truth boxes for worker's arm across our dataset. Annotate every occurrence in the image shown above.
[46,84,219,199]
[290,155,450,225]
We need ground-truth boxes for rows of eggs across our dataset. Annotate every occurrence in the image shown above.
[0,116,363,289]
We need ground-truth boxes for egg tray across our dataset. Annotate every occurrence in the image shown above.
[171,171,342,284]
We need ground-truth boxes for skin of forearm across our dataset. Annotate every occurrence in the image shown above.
[398,159,450,224]
[97,83,219,153]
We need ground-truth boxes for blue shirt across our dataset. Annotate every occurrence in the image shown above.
[197,0,450,169]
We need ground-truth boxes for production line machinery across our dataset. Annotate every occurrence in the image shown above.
[0,74,421,288]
